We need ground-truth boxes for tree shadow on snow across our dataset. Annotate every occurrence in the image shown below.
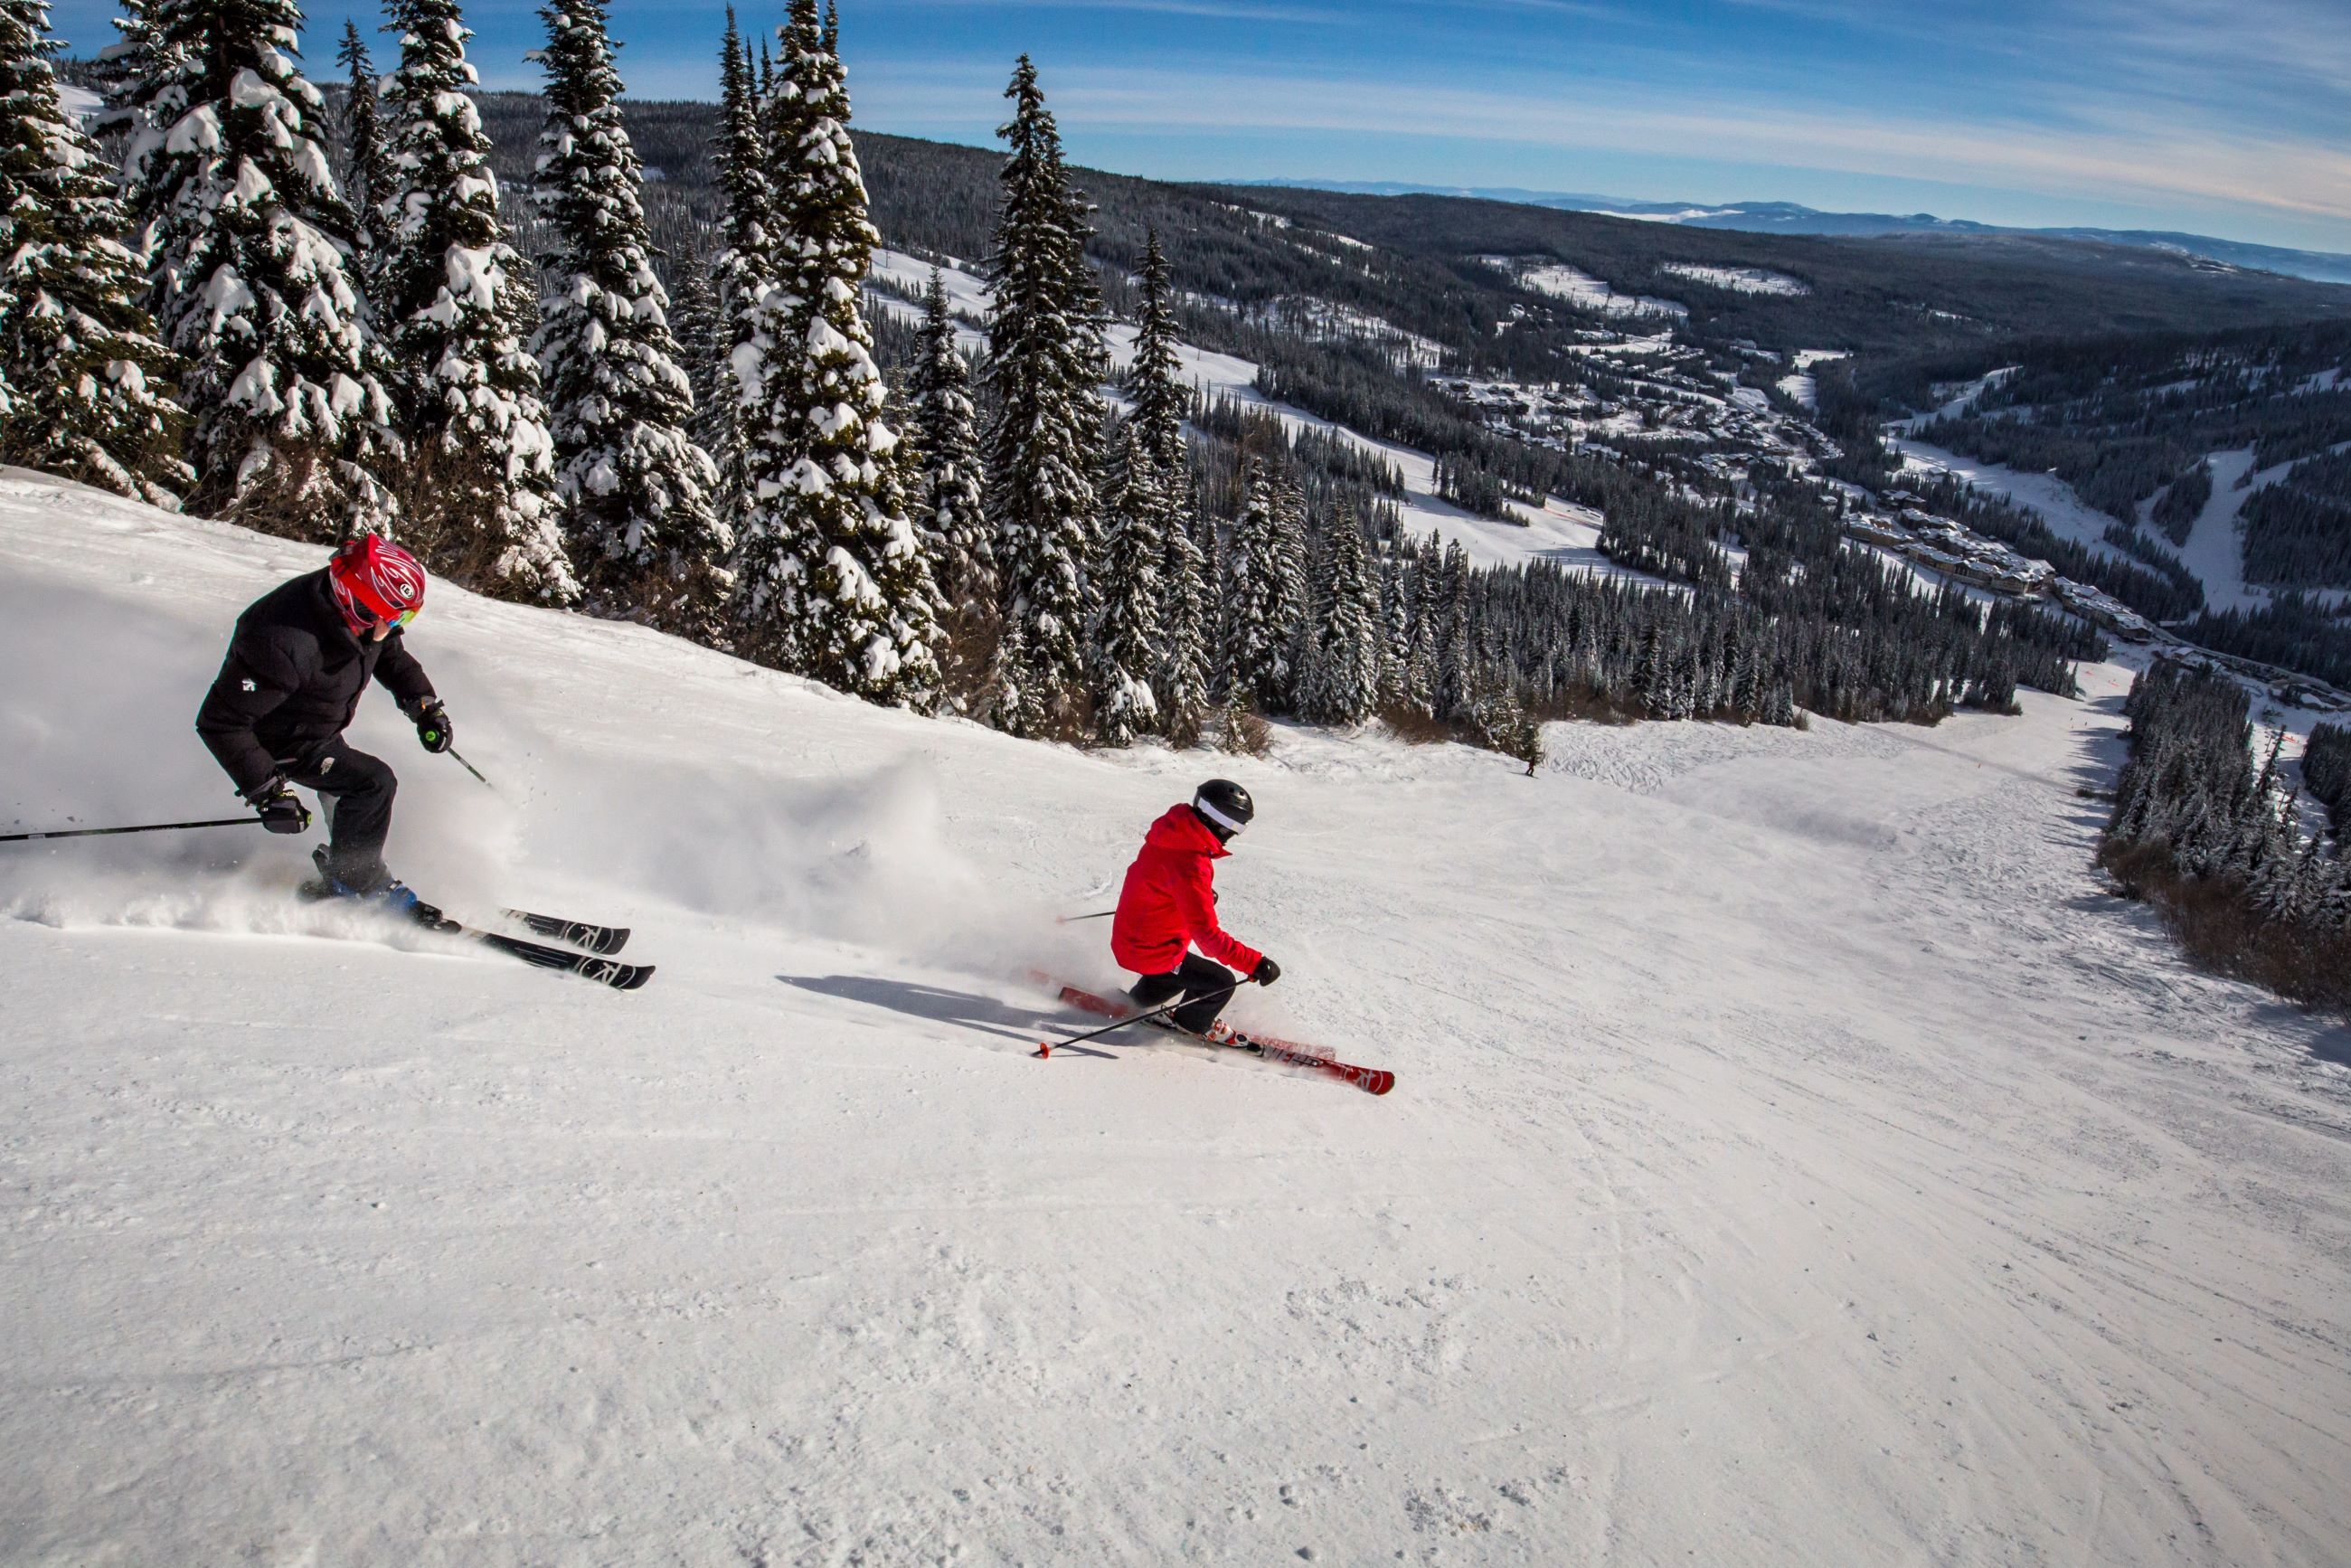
[777,974,1123,1060]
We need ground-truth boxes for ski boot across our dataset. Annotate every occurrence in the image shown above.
[300,845,441,923]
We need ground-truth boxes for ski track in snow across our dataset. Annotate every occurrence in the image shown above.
[4,480,2349,1565]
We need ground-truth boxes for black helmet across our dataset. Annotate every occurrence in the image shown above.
[1193,779,1254,838]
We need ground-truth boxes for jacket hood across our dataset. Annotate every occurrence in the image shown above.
[1145,803,1228,860]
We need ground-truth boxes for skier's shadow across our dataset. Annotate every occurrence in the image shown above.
[778,974,1121,1059]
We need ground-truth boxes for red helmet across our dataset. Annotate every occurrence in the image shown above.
[327,534,426,636]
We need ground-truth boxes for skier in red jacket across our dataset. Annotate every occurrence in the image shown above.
[1111,779,1280,1037]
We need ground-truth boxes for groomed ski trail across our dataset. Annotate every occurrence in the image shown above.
[3,474,2348,1566]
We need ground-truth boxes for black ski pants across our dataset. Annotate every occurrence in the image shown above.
[1129,951,1238,1035]
[285,738,398,883]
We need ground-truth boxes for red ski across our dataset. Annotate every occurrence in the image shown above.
[1047,980,1394,1097]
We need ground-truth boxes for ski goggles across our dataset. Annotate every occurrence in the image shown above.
[354,600,419,631]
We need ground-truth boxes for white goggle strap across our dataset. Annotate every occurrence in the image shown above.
[1194,796,1247,835]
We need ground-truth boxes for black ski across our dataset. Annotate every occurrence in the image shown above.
[499,907,631,955]
[429,913,655,989]
[297,869,652,988]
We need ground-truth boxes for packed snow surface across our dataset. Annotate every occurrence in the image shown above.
[6,479,2348,1565]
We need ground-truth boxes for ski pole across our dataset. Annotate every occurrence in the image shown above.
[1034,980,1242,1058]
[1056,910,1115,923]
[446,747,492,789]
[1,815,262,845]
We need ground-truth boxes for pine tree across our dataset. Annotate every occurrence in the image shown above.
[991,616,1044,738]
[708,8,771,510]
[376,0,573,599]
[1434,540,1473,719]
[732,0,937,704]
[90,0,163,126]
[1270,473,1308,705]
[1128,227,1186,474]
[334,21,392,297]
[984,55,1105,732]
[117,0,397,534]
[1122,228,1208,738]
[1401,541,1438,718]
[1091,423,1162,745]
[0,0,188,503]
[905,265,996,709]
[1300,508,1381,725]
[906,268,991,603]
[1223,465,1288,710]
[717,5,813,671]
[1376,542,1411,713]
[532,0,727,628]
[1156,497,1211,745]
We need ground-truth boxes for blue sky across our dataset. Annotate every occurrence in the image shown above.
[52,0,2351,252]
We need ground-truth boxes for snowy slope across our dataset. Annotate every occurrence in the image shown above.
[5,480,2350,1566]
[2178,448,2268,613]
[1890,436,2351,619]
[1889,436,2130,564]
[2174,447,2351,616]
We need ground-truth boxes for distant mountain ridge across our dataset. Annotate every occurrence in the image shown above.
[1238,181,2351,287]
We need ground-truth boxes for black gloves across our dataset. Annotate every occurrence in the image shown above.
[1253,957,1281,987]
[410,698,452,754]
[246,778,312,835]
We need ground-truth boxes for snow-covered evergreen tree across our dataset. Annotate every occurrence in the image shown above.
[1122,228,1206,738]
[990,616,1044,738]
[734,0,937,705]
[1433,539,1473,718]
[1299,509,1381,725]
[1398,547,1437,718]
[708,9,770,511]
[376,0,573,599]
[0,0,188,503]
[116,0,398,534]
[983,55,1105,732]
[333,21,391,294]
[90,0,163,126]
[668,253,740,517]
[531,0,726,628]
[1128,227,1186,475]
[1376,541,1412,713]
[1091,424,1162,745]
[1156,493,1212,746]
[1473,676,1544,774]
[1270,472,1309,704]
[1223,465,1288,711]
[906,269,990,604]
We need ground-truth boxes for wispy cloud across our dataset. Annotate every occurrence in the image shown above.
[920,61,2351,224]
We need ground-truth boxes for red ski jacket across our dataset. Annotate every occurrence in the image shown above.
[1112,805,1266,977]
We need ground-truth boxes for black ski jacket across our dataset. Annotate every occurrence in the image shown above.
[194,569,438,796]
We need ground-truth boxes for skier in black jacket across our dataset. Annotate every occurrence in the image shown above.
[195,534,452,907]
